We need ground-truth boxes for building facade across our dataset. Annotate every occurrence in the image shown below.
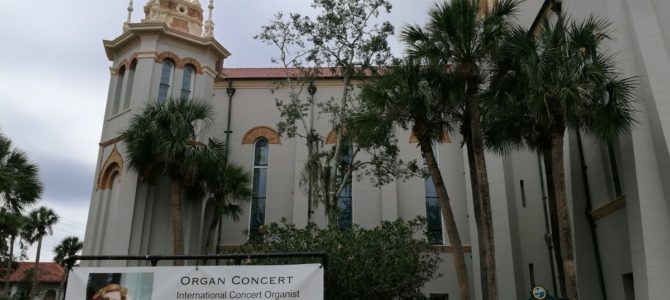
[82,0,670,299]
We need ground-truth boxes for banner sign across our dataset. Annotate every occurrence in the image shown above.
[65,264,323,300]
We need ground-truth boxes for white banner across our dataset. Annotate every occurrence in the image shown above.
[65,264,323,300]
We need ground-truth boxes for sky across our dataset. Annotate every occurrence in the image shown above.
[0,0,439,262]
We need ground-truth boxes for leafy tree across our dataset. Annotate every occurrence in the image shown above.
[22,206,58,299]
[402,1,521,298]
[485,15,638,300]
[122,97,250,261]
[256,0,416,225]
[239,217,441,300]
[357,58,470,300]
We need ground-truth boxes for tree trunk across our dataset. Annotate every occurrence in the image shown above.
[464,129,488,300]
[170,178,185,266]
[30,237,42,299]
[5,234,15,296]
[420,139,470,300]
[465,80,497,300]
[204,215,219,255]
[549,129,579,300]
[542,144,567,297]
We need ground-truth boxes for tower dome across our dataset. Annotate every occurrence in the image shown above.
[143,0,204,36]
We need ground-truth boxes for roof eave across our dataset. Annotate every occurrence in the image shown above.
[103,22,231,61]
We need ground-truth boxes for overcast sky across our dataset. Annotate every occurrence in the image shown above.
[0,0,446,262]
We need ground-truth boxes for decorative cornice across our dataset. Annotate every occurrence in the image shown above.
[242,126,282,145]
[591,195,626,221]
[103,22,230,62]
[213,78,364,89]
[100,136,123,147]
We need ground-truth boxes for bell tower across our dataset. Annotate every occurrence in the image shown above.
[82,0,230,262]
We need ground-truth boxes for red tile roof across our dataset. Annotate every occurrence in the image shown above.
[0,262,64,283]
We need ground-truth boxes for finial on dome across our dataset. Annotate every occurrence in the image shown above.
[203,0,214,37]
[149,0,160,20]
[123,0,134,32]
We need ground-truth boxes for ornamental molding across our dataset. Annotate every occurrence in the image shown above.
[97,146,124,190]
[242,126,282,145]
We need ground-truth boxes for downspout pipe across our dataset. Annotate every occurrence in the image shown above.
[575,130,608,300]
[307,81,317,221]
[216,80,235,260]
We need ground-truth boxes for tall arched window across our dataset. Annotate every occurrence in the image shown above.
[250,138,269,236]
[181,64,195,99]
[337,137,353,229]
[112,66,125,115]
[123,59,137,109]
[424,141,443,244]
[158,59,175,102]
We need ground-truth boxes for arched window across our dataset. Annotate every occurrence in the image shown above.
[158,59,175,102]
[123,59,137,109]
[337,137,353,229]
[250,138,269,236]
[112,66,125,115]
[424,141,443,244]
[181,64,195,99]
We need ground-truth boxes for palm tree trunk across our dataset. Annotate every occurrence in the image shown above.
[420,139,470,300]
[4,234,15,297]
[466,81,497,300]
[30,237,42,299]
[204,215,219,254]
[464,123,488,300]
[170,178,185,265]
[542,144,567,297]
[550,129,578,300]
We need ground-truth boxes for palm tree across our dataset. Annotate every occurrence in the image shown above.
[185,139,251,255]
[122,97,233,263]
[23,206,59,299]
[54,236,83,298]
[402,1,521,298]
[1,209,27,296]
[0,132,43,296]
[0,133,43,213]
[486,16,638,300]
[359,58,470,300]
[53,236,83,269]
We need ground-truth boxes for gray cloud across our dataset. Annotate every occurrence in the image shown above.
[36,155,96,205]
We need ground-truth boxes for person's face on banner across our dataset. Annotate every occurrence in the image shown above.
[103,291,121,300]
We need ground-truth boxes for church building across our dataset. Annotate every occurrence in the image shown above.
[82,0,670,299]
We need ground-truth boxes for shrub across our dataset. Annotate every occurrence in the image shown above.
[237,217,441,300]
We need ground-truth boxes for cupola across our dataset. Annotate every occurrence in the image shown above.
[142,0,205,36]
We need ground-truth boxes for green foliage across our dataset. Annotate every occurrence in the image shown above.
[485,14,638,150]
[238,217,441,300]
[0,132,43,214]
[122,97,252,254]
[122,97,216,179]
[21,207,58,245]
[256,0,419,224]
[53,236,83,269]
